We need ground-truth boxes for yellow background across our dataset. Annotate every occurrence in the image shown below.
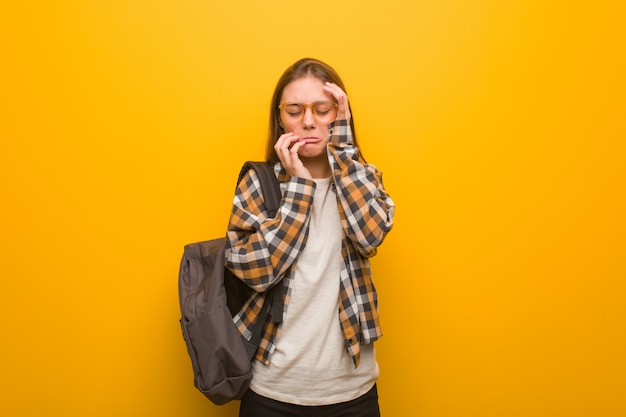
[1,1,625,416]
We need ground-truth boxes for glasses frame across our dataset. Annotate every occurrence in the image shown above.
[278,101,338,123]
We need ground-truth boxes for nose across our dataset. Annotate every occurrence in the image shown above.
[302,107,315,127]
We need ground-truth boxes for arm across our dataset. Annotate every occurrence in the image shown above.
[225,167,315,292]
[328,120,395,257]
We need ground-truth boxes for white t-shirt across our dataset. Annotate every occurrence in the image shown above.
[250,177,378,405]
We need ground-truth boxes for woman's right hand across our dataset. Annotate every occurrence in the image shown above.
[274,132,312,179]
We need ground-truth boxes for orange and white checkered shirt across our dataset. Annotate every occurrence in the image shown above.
[226,120,395,367]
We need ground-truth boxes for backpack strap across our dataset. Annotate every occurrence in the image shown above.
[236,161,286,329]
[238,161,281,218]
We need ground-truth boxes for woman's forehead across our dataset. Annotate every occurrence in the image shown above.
[281,77,331,102]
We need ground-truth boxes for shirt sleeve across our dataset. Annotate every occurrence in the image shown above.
[328,120,396,257]
[226,167,315,292]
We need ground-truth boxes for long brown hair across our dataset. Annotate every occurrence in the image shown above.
[265,58,363,164]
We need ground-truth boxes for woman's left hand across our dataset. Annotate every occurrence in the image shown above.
[324,82,351,121]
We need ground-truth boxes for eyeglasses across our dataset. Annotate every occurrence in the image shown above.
[278,101,338,123]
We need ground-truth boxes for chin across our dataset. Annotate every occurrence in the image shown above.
[298,147,326,160]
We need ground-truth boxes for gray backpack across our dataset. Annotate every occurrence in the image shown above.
[178,161,283,405]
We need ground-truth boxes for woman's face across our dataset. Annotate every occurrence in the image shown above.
[279,76,336,160]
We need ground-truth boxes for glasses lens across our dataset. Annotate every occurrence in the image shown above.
[282,104,304,122]
[313,102,337,122]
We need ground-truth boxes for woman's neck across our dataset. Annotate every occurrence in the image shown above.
[301,155,331,179]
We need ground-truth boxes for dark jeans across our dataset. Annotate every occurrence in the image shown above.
[239,384,380,417]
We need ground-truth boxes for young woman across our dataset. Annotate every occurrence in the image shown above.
[226,58,395,417]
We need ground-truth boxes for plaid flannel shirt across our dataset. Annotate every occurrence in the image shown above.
[225,120,395,367]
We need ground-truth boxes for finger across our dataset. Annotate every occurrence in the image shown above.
[274,133,298,152]
[323,82,348,102]
[274,134,292,162]
[323,81,344,95]
[323,82,350,120]
[278,140,303,176]
[289,140,304,157]
[275,133,300,167]
[285,141,313,178]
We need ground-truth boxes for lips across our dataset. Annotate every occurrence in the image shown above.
[301,137,321,143]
